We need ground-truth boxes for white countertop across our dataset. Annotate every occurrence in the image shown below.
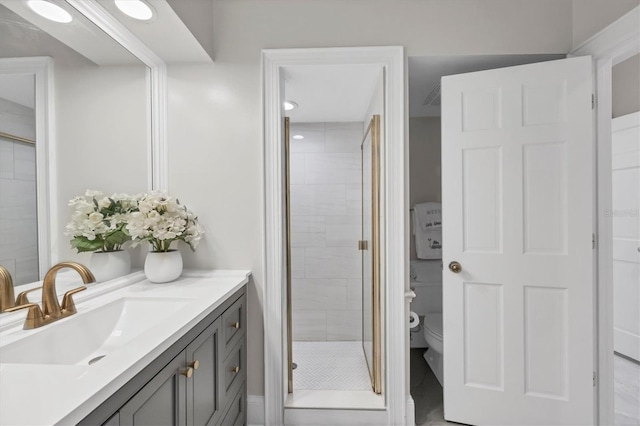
[0,269,251,426]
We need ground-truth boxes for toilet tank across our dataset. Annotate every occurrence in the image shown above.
[410,280,442,315]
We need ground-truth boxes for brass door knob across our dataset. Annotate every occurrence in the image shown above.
[231,321,240,329]
[189,360,199,370]
[231,366,240,373]
[182,367,194,378]
[449,261,462,273]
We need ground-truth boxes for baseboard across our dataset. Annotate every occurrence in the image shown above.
[406,395,416,426]
[248,394,265,426]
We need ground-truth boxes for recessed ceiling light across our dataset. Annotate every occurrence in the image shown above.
[114,0,154,21]
[293,135,304,140]
[27,1,73,23]
[284,101,298,111]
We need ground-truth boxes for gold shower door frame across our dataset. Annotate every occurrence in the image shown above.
[285,117,294,394]
[361,115,382,394]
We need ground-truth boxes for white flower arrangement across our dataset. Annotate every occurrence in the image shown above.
[66,190,140,253]
[126,191,204,252]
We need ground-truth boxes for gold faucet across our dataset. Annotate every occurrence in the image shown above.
[5,262,95,329]
[1,265,45,312]
[0,265,16,312]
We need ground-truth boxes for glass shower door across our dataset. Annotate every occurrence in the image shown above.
[361,115,381,394]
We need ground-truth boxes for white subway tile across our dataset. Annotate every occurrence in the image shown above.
[291,232,325,248]
[326,310,362,341]
[290,153,306,184]
[293,278,348,310]
[304,247,361,279]
[324,123,362,153]
[0,141,14,179]
[293,310,327,341]
[290,123,325,153]
[291,216,325,233]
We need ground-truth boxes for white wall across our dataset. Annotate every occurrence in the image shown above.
[290,122,363,342]
[55,63,148,265]
[167,0,576,397]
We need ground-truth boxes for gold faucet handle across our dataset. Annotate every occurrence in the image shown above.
[15,287,42,306]
[61,286,87,314]
[5,303,46,330]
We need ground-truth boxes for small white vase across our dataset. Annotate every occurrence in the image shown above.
[89,250,131,283]
[144,250,183,283]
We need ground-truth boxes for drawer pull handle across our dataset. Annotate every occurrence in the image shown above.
[231,366,240,374]
[231,321,240,329]
[189,360,199,370]
[182,367,194,378]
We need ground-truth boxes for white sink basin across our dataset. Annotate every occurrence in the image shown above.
[0,297,189,366]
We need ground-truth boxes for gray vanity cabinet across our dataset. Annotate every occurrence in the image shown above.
[119,351,189,425]
[80,287,246,426]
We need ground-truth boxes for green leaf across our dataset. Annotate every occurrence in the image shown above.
[70,236,104,253]
[104,229,131,246]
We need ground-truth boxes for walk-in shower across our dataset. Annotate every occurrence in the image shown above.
[284,116,382,401]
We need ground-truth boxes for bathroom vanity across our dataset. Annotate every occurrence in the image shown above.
[0,270,249,426]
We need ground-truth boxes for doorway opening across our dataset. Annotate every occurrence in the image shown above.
[262,46,406,426]
[609,53,640,426]
[282,63,384,408]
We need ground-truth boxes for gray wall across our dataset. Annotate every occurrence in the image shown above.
[409,117,442,261]
[613,53,640,118]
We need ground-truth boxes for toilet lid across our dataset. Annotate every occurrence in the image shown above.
[424,313,442,339]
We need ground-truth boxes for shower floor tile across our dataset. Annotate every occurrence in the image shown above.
[293,341,372,391]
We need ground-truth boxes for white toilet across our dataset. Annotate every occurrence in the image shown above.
[408,259,444,386]
[423,313,443,386]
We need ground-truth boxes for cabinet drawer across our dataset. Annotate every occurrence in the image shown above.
[222,339,245,404]
[221,295,245,358]
[221,382,245,426]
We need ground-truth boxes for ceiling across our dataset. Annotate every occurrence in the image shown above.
[96,0,213,63]
[0,0,139,65]
[284,64,381,123]
[409,54,565,117]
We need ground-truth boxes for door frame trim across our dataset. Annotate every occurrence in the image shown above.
[261,46,406,425]
[569,6,640,425]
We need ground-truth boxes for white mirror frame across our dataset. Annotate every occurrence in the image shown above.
[0,1,169,276]
[65,0,168,192]
[0,57,54,276]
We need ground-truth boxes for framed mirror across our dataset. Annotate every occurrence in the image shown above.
[0,0,165,285]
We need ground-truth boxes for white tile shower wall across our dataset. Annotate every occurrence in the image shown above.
[291,122,363,341]
[0,139,38,285]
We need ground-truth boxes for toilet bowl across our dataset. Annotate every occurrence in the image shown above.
[423,312,443,386]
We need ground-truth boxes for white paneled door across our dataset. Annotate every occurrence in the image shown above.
[441,57,594,425]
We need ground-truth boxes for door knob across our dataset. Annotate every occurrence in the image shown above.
[449,261,462,273]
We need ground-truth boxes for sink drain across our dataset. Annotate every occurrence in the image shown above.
[88,355,106,365]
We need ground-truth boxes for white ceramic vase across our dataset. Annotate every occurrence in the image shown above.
[89,250,131,283]
[144,250,183,283]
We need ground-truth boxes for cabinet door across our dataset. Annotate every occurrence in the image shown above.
[185,317,222,426]
[119,354,187,426]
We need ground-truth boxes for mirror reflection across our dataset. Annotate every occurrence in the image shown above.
[0,1,150,285]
